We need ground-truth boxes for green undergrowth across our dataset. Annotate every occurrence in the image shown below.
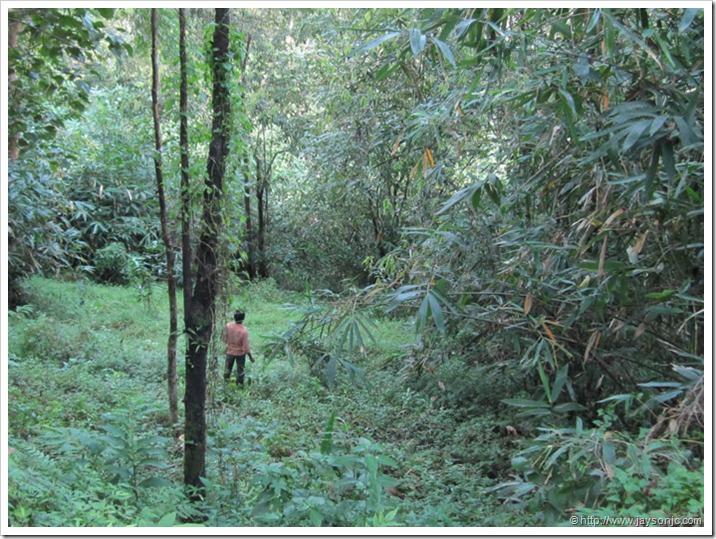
[8,276,525,527]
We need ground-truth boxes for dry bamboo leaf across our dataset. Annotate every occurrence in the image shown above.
[602,208,624,229]
[523,294,533,315]
[598,236,607,279]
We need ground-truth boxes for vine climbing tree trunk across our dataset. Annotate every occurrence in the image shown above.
[179,8,193,312]
[8,9,25,162]
[150,9,179,429]
[183,7,231,501]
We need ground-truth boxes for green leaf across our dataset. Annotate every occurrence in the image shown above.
[645,289,676,300]
[410,28,427,56]
[546,442,572,468]
[558,88,578,118]
[429,37,456,67]
[416,294,430,334]
[96,8,115,18]
[139,477,172,489]
[602,440,616,466]
[502,398,550,409]
[551,364,569,404]
[552,402,587,413]
[678,9,700,33]
[621,119,650,152]
[660,140,676,181]
[649,115,668,136]
[352,31,402,55]
[156,511,176,527]
[454,18,477,39]
[602,10,662,68]
[438,182,482,214]
[320,412,336,455]
[586,9,602,33]
[537,362,552,404]
[326,355,337,389]
[427,290,446,334]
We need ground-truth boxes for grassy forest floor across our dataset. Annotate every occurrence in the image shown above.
[8,276,531,527]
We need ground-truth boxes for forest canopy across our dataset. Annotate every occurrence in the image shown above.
[4,4,708,529]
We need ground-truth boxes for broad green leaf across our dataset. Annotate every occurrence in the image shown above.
[96,8,115,18]
[602,440,616,466]
[156,511,176,527]
[139,476,172,489]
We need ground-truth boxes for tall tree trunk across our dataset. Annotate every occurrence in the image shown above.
[256,157,268,278]
[183,7,231,501]
[243,164,256,279]
[8,9,25,162]
[239,38,255,280]
[151,9,179,428]
[179,8,193,311]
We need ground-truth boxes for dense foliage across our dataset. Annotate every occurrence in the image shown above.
[6,6,706,529]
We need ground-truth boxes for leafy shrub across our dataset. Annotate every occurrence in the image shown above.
[489,404,701,525]
[574,460,704,524]
[93,242,131,284]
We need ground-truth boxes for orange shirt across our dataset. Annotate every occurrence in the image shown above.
[224,322,251,355]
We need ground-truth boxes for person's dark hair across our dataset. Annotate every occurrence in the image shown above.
[234,310,245,323]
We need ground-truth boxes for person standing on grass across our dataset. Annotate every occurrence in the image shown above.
[223,309,255,385]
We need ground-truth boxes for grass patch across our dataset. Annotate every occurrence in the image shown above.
[9,276,522,527]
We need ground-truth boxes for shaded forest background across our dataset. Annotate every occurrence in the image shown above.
[6,6,707,528]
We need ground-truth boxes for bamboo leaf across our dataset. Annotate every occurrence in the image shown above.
[502,398,550,409]
[427,291,446,334]
[537,362,552,404]
[352,31,402,55]
[678,9,699,33]
[410,28,427,56]
[523,294,533,315]
[602,11,662,68]
[551,364,569,403]
[429,36,456,67]
[621,119,651,152]
[586,9,602,33]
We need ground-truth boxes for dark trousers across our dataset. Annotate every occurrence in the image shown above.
[224,354,246,385]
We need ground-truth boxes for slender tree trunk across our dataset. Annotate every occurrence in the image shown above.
[179,8,193,311]
[256,156,268,278]
[243,164,256,279]
[8,9,25,162]
[239,37,255,279]
[183,7,231,501]
[151,9,179,428]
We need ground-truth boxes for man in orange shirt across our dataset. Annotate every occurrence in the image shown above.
[223,309,255,385]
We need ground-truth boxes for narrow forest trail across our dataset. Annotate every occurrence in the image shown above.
[202,281,525,526]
